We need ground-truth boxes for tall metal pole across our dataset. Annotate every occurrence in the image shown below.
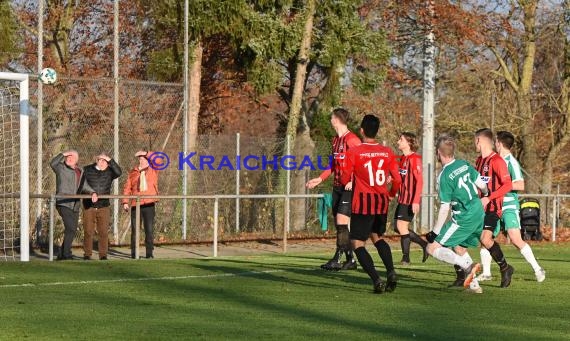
[36,0,44,244]
[421,0,436,231]
[112,0,120,244]
[235,132,240,232]
[182,0,189,240]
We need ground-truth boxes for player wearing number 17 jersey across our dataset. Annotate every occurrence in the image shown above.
[341,114,401,293]
[425,134,488,293]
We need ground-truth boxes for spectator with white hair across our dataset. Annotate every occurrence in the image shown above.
[50,150,98,260]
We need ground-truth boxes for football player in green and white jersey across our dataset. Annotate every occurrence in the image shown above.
[425,134,489,293]
[477,131,545,282]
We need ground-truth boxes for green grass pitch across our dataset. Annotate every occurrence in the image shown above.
[0,243,568,340]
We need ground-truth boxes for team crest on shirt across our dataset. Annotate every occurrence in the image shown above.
[483,165,489,174]
[333,152,345,160]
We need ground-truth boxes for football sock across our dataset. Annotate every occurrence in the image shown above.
[487,242,509,271]
[433,247,462,266]
[520,243,541,272]
[400,234,411,261]
[409,231,428,248]
[354,247,379,283]
[454,265,465,280]
[458,252,473,271]
[374,239,394,273]
[336,224,350,257]
[330,248,341,262]
[345,249,355,262]
[480,248,492,276]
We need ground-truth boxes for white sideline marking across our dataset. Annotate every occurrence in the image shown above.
[0,269,283,289]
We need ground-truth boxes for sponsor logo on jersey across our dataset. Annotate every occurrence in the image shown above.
[333,152,345,160]
[399,169,408,175]
[480,176,490,183]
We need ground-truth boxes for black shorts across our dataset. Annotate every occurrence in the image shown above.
[332,186,352,217]
[394,203,414,222]
[483,212,500,232]
[350,214,388,241]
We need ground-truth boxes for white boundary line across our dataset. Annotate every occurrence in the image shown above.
[0,269,283,289]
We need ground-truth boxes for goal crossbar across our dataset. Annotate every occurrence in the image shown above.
[0,72,30,262]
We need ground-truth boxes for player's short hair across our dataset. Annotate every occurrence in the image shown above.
[401,132,418,152]
[332,108,350,125]
[496,131,515,149]
[436,134,455,158]
[475,128,494,142]
[361,114,380,138]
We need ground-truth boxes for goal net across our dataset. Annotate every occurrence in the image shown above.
[0,72,30,261]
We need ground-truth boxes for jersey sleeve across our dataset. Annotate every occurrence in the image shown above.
[509,157,524,182]
[411,155,423,204]
[488,157,512,201]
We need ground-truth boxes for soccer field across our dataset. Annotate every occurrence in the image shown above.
[0,243,568,340]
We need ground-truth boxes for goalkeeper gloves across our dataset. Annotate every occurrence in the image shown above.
[426,231,438,243]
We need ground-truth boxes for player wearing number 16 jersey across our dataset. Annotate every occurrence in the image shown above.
[341,114,401,293]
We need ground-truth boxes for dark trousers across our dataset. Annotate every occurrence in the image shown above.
[83,206,110,258]
[130,204,155,257]
[56,205,80,258]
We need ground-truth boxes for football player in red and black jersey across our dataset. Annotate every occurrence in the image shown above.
[306,108,361,271]
[395,132,429,265]
[341,114,401,293]
[474,128,514,288]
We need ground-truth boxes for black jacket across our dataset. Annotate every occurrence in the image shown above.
[82,159,122,209]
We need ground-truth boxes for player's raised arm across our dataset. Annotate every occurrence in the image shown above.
[487,159,512,201]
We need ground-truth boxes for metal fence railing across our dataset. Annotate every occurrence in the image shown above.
[1,191,567,262]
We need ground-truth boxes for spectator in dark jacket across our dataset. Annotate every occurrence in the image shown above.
[82,154,122,260]
[50,150,98,260]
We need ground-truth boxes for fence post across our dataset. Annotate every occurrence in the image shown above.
[214,197,219,257]
[552,194,557,242]
[236,133,240,232]
[135,197,140,259]
[48,194,55,261]
[284,135,291,253]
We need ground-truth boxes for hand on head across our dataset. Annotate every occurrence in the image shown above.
[97,153,111,162]
[63,150,79,167]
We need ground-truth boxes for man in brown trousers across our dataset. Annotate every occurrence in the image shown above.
[82,153,122,260]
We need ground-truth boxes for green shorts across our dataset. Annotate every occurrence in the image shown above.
[501,208,521,231]
[435,219,483,248]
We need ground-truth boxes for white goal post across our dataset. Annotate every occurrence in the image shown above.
[0,72,30,262]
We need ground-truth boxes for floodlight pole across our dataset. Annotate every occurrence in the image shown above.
[421,0,436,231]
[112,0,120,244]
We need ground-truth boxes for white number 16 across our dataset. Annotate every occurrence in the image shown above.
[364,159,386,186]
